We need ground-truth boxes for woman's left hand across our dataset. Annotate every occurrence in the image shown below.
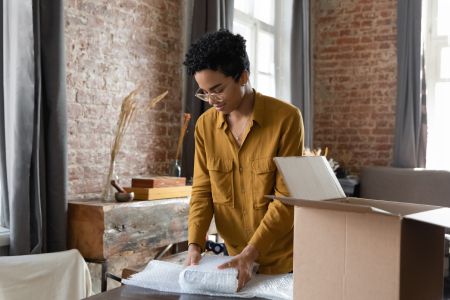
[217,244,259,291]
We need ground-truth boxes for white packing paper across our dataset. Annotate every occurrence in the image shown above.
[122,255,292,300]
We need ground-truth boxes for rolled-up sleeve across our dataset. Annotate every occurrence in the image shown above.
[188,119,214,250]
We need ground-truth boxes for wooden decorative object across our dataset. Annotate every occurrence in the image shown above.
[175,113,191,161]
[124,186,191,200]
[131,176,187,188]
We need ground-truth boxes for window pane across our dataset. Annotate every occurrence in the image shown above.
[427,82,450,170]
[441,47,450,79]
[434,82,450,128]
[254,0,274,25]
[437,0,450,36]
[233,20,254,76]
[256,73,275,97]
[234,0,252,14]
[257,31,274,74]
[233,21,252,51]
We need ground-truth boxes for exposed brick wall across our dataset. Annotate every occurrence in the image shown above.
[65,0,184,200]
[312,0,397,174]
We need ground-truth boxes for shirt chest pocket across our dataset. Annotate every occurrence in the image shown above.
[251,157,277,209]
[207,157,234,206]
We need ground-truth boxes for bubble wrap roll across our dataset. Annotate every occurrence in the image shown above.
[123,256,293,299]
[179,256,238,294]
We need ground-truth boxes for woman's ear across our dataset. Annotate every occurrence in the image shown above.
[239,71,249,86]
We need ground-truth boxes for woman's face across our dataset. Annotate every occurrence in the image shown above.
[194,69,246,114]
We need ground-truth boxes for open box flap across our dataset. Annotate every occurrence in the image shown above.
[274,156,346,200]
[266,195,393,216]
[339,197,442,216]
[404,207,450,228]
[272,156,449,222]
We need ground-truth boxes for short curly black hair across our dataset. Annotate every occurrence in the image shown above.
[183,29,250,80]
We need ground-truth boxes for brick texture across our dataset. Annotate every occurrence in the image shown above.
[65,0,184,200]
[312,0,397,174]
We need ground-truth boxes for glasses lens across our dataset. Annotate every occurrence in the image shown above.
[210,94,223,103]
[195,91,208,102]
[194,89,224,103]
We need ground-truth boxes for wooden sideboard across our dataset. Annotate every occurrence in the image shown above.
[68,198,190,293]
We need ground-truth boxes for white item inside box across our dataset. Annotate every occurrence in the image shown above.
[122,255,292,299]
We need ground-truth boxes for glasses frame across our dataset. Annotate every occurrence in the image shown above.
[194,73,242,103]
[195,88,225,103]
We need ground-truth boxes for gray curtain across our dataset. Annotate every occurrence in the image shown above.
[1,0,68,255]
[181,0,234,181]
[393,0,426,168]
[291,0,312,149]
[0,0,5,228]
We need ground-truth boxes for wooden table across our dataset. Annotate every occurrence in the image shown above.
[83,285,266,300]
[68,198,191,260]
[68,198,190,292]
[69,198,218,293]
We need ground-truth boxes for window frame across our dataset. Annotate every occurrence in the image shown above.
[233,0,292,101]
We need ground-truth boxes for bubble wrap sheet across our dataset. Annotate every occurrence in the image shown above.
[122,256,292,300]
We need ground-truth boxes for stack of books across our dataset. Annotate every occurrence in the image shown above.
[124,176,191,200]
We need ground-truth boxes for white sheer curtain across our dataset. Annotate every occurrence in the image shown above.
[1,0,35,229]
[423,0,450,170]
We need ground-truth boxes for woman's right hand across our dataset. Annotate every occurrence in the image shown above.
[184,243,202,266]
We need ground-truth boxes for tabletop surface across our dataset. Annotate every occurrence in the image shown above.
[83,285,266,300]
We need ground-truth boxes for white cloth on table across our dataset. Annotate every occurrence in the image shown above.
[0,249,92,300]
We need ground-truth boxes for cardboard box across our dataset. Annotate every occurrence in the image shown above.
[270,156,450,300]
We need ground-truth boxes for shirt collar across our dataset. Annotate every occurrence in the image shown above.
[251,90,264,127]
[217,111,227,129]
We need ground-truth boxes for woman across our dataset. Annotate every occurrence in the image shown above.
[183,29,304,291]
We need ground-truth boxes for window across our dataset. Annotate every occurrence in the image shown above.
[423,0,450,170]
[233,0,292,101]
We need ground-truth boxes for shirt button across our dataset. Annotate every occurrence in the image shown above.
[239,167,243,172]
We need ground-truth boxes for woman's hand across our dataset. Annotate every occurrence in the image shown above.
[184,243,202,266]
[217,244,259,291]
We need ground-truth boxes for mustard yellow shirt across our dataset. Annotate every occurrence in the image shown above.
[188,91,304,274]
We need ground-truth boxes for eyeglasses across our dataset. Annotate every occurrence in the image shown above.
[194,76,238,103]
[195,88,225,103]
